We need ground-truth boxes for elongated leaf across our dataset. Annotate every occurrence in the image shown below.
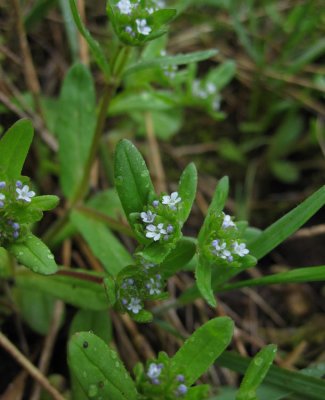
[249,186,325,260]
[171,317,233,385]
[70,309,112,343]
[9,233,57,275]
[161,237,196,277]
[69,0,110,77]
[195,256,216,307]
[32,195,59,211]
[68,332,138,399]
[236,345,277,400]
[198,176,229,244]
[55,63,96,198]
[178,163,197,223]
[219,265,325,292]
[71,210,133,276]
[0,119,34,179]
[16,269,108,310]
[114,139,155,221]
[59,0,79,60]
[124,49,218,76]
[217,352,325,400]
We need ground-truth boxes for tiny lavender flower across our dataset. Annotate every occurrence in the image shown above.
[176,374,185,382]
[152,200,159,207]
[147,363,163,382]
[176,384,188,396]
[222,213,236,229]
[162,192,181,209]
[141,210,156,223]
[136,19,152,35]
[0,193,5,207]
[116,0,132,14]
[16,185,35,202]
[125,26,134,36]
[233,241,249,257]
[0,181,6,189]
[146,223,167,241]
[16,180,22,188]
[146,275,162,295]
[211,239,233,261]
[126,297,142,314]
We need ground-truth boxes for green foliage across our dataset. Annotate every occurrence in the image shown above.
[55,63,96,199]
[68,331,138,399]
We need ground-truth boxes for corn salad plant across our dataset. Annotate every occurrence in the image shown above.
[0,0,325,399]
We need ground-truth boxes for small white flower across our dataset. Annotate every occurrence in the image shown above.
[222,214,236,229]
[147,363,163,380]
[212,239,233,261]
[146,223,167,241]
[16,185,35,202]
[156,0,166,8]
[141,210,156,223]
[126,297,142,314]
[233,241,249,257]
[146,276,162,295]
[206,82,216,94]
[146,7,154,13]
[136,19,152,35]
[162,192,181,209]
[116,0,132,14]
[0,193,5,201]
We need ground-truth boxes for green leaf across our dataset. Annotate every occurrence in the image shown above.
[161,237,196,277]
[195,256,216,307]
[249,185,325,260]
[198,176,229,244]
[137,241,171,264]
[217,352,325,400]
[8,233,57,275]
[69,0,110,77]
[14,288,57,335]
[171,317,233,385]
[114,139,155,222]
[178,163,197,223]
[124,49,218,76]
[70,309,112,343]
[24,0,57,31]
[271,160,299,183]
[236,345,277,400]
[32,195,59,211]
[71,210,133,277]
[0,119,34,179]
[58,0,79,61]
[68,332,138,399]
[55,63,96,199]
[16,269,109,310]
[219,265,325,292]
[207,60,237,90]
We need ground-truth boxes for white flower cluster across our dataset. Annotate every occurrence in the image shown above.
[0,181,35,207]
[140,192,180,243]
[192,80,221,111]
[145,273,162,295]
[147,363,164,384]
[211,239,249,261]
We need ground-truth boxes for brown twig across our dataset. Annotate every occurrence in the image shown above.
[0,332,65,400]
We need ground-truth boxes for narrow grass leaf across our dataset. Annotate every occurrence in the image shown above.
[172,317,233,385]
[16,269,108,310]
[217,352,325,400]
[124,49,218,76]
[249,186,325,260]
[219,266,325,292]
[0,119,34,179]
[69,0,110,77]
[68,332,138,399]
[236,344,277,400]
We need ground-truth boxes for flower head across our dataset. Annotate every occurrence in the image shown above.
[136,19,152,35]
[126,297,142,314]
[222,213,236,229]
[146,275,162,295]
[16,185,35,202]
[147,363,163,382]
[0,181,6,189]
[141,210,156,223]
[176,384,188,396]
[146,223,167,241]
[116,0,132,14]
[233,241,249,257]
[162,192,181,210]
